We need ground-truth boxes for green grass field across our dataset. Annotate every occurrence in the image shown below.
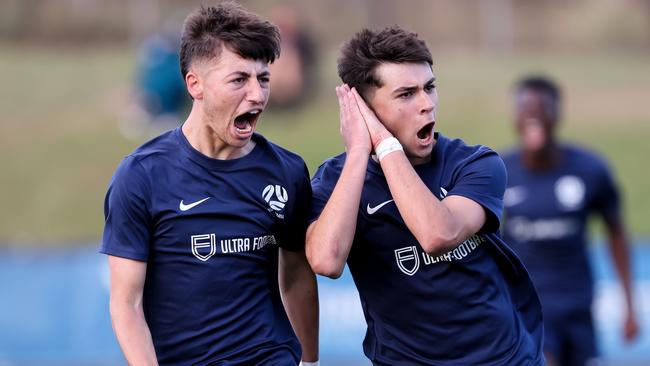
[1,45,648,244]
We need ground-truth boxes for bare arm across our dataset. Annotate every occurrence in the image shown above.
[279,248,319,362]
[382,153,486,255]
[108,255,158,366]
[604,215,640,342]
[351,88,485,255]
[305,85,371,278]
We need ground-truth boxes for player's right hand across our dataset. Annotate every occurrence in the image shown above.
[336,84,371,155]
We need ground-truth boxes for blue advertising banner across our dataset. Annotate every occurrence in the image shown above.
[0,243,648,365]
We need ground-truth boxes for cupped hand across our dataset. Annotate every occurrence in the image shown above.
[336,84,371,155]
[350,87,393,148]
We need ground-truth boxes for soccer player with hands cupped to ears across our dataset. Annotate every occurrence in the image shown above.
[307,27,544,366]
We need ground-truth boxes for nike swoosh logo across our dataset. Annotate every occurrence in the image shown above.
[179,197,210,212]
[367,199,394,215]
[440,187,448,199]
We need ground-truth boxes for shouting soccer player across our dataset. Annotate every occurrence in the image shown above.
[501,75,639,366]
[101,3,319,365]
[306,26,544,365]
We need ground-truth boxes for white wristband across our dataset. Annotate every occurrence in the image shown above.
[375,137,403,162]
[299,361,320,366]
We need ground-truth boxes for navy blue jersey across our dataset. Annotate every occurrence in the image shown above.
[310,133,544,366]
[101,128,310,365]
[501,144,620,312]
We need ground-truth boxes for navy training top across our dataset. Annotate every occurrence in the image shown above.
[102,128,310,365]
[309,133,544,365]
[501,144,620,313]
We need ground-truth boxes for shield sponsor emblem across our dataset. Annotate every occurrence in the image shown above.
[394,246,420,276]
[191,234,216,261]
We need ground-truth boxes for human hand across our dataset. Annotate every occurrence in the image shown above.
[349,87,393,148]
[623,311,640,343]
[336,84,371,155]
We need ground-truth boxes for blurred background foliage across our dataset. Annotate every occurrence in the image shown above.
[1,0,649,243]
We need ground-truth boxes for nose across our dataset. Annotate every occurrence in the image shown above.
[419,91,435,115]
[247,79,266,105]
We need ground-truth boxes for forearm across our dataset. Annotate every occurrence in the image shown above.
[609,231,635,313]
[280,257,319,362]
[380,151,474,255]
[306,150,368,277]
[110,300,158,366]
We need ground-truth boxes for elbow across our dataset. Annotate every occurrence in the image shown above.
[307,253,344,279]
[109,294,142,322]
[418,229,463,256]
[109,296,126,324]
[314,263,344,279]
[306,240,345,279]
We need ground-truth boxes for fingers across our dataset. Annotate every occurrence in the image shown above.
[350,88,373,119]
[349,87,393,147]
[336,84,372,154]
[336,84,357,123]
[336,86,348,134]
[335,86,346,111]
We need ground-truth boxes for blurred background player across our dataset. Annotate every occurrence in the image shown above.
[120,20,189,139]
[267,4,318,110]
[501,75,640,366]
[101,3,318,365]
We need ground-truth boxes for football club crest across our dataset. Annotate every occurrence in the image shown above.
[395,246,420,276]
[555,175,585,210]
[263,184,289,218]
[191,234,216,261]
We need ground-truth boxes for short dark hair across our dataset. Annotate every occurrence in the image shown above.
[179,1,281,79]
[514,75,562,118]
[337,26,433,95]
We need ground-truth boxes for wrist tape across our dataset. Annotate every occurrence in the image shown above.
[375,137,403,162]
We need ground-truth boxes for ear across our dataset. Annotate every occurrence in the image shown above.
[186,70,203,100]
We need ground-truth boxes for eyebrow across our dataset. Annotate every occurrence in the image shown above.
[226,70,270,79]
[226,71,251,79]
[392,77,436,95]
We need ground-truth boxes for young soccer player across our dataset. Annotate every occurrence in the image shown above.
[501,75,639,366]
[306,26,544,365]
[101,3,319,365]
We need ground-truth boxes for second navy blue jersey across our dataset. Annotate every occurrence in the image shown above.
[101,128,310,365]
[310,133,544,366]
[501,144,620,312]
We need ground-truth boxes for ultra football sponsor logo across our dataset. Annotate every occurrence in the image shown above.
[394,235,486,275]
[190,233,277,261]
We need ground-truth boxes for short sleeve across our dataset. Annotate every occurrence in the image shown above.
[591,157,620,221]
[100,156,152,261]
[277,163,312,252]
[308,159,341,225]
[448,150,506,233]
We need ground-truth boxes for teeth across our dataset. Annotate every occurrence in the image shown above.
[236,124,252,133]
[249,110,260,115]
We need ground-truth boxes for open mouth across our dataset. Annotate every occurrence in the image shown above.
[416,122,435,141]
[233,109,261,135]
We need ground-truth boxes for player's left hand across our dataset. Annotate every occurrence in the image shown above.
[623,311,640,342]
[349,87,393,148]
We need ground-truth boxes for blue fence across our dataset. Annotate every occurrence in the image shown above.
[1,243,649,365]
